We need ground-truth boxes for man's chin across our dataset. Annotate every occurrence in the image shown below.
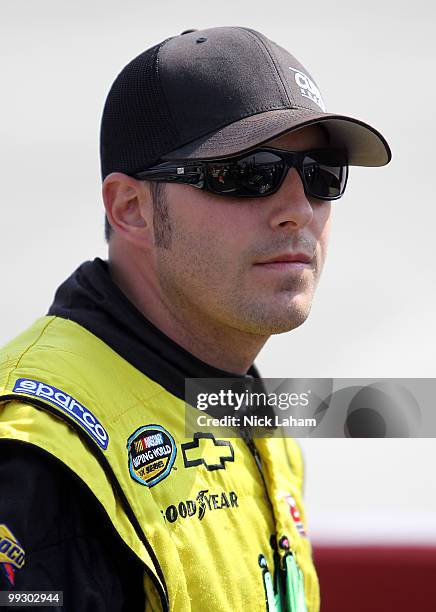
[237,301,312,335]
[267,310,310,335]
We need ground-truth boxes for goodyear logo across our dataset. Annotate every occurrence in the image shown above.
[127,425,176,488]
[13,378,108,450]
[162,489,239,523]
[0,524,25,586]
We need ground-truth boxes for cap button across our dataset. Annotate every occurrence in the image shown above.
[180,29,198,35]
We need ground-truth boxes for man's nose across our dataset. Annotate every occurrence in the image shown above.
[267,167,313,231]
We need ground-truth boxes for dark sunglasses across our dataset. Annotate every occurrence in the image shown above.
[134,147,348,201]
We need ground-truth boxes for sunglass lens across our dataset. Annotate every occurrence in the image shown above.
[205,152,284,196]
[303,151,347,199]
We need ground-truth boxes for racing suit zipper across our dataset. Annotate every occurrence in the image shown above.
[239,425,267,491]
[244,431,263,474]
[241,428,307,612]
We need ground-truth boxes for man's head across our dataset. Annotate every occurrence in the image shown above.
[100,26,391,353]
[104,123,332,337]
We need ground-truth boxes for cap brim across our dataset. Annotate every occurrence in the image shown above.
[161,108,391,166]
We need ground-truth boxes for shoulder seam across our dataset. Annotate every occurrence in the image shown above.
[4,317,57,391]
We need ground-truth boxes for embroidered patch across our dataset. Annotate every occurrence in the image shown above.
[127,425,176,488]
[181,433,234,471]
[0,524,25,586]
[12,378,109,450]
[282,493,307,537]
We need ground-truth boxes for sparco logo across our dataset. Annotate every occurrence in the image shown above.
[162,489,238,524]
[12,378,108,450]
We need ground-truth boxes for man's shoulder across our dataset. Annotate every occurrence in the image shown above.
[0,317,55,356]
[0,439,145,608]
[0,439,95,557]
[0,438,130,556]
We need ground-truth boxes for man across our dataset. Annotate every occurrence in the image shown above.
[0,26,390,611]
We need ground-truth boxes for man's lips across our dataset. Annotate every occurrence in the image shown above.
[254,252,313,265]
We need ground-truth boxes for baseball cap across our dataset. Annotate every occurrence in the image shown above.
[100,26,391,179]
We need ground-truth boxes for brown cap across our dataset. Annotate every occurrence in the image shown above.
[100,26,391,178]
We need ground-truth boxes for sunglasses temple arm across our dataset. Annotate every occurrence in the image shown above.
[135,164,205,187]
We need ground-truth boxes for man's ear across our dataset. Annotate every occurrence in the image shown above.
[102,172,154,247]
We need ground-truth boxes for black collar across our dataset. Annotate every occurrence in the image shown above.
[47,258,262,401]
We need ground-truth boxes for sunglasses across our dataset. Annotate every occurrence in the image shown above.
[134,147,348,201]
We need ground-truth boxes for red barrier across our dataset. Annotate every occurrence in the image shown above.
[313,546,436,611]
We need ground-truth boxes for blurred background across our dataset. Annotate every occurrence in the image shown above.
[1,1,435,609]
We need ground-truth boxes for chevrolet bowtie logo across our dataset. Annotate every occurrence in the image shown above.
[181,433,235,471]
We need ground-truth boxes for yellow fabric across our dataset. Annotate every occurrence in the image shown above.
[0,316,320,611]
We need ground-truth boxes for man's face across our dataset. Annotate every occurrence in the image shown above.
[152,124,332,337]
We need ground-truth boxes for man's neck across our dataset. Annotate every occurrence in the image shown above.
[108,252,267,375]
